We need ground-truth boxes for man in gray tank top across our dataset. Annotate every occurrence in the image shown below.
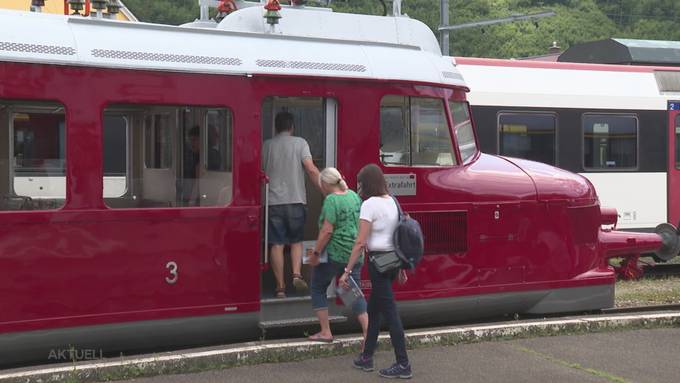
[263,112,320,298]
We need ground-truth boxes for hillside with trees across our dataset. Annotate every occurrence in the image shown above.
[122,0,680,58]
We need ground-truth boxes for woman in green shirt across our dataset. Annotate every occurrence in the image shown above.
[307,167,368,343]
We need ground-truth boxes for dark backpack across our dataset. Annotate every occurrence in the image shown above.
[391,197,424,270]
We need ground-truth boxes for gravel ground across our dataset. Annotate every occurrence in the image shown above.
[615,276,680,307]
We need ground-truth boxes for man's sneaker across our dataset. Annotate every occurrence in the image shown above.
[352,354,374,372]
[379,363,412,379]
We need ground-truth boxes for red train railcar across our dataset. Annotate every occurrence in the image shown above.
[0,4,667,365]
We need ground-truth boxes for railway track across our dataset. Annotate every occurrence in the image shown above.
[602,303,680,315]
[642,263,680,279]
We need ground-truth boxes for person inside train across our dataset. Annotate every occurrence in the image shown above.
[263,111,320,298]
[306,167,368,342]
[341,163,412,379]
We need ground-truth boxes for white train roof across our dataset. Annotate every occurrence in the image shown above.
[456,58,673,110]
[0,7,465,88]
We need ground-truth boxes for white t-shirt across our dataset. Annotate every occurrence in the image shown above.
[359,196,399,252]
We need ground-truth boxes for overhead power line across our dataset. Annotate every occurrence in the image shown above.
[439,11,556,32]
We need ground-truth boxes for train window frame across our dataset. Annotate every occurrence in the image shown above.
[581,113,639,172]
[102,104,235,209]
[3,101,68,211]
[379,95,458,168]
[496,111,559,166]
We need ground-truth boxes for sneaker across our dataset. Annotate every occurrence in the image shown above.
[352,354,374,372]
[379,363,412,379]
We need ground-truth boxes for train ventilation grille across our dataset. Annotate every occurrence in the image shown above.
[91,49,242,66]
[0,41,75,56]
[256,59,366,72]
[409,211,468,255]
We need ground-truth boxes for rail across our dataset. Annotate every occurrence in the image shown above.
[642,264,680,279]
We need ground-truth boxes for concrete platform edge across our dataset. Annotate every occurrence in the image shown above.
[2,312,679,383]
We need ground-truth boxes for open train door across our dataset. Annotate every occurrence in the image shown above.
[259,96,337,282]
[669,101,680,228]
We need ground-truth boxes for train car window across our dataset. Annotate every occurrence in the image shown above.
[380,96,410,166]
[449,101,477,163]
[411,97,455,166]
[498,113,556,165]
[103,105,233,208]
[103,114,128,198]
[583,114,637,170]
[676,115,680,169]
[380,96,456,167]
[0,101,66,211]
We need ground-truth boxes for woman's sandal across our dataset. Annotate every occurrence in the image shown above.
[275,287,286,299]
[292,274,308,293]
[308,332,334,343]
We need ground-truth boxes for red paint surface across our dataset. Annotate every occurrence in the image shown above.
[0,61,657,337]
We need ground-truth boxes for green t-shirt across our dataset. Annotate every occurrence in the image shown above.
[319,190,363,264]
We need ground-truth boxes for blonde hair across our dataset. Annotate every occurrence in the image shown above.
[319,167,348,191]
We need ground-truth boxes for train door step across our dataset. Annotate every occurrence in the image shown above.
[258,315,347,330]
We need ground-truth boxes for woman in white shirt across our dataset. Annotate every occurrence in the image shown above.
[340,164,411,379]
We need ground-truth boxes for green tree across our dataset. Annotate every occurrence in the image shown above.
[122,0,680,58]
[124,0,198,25]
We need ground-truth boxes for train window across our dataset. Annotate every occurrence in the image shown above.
[498,113,556,165]
[411,97,455,166]
[449,101,477,163]
[380,96,456,167]
[103,114,128,198]
[583,114,637,170]
[676,115,680,169]
[103,105,233,208]
[0,101,66,211]
[380,96,410,166]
